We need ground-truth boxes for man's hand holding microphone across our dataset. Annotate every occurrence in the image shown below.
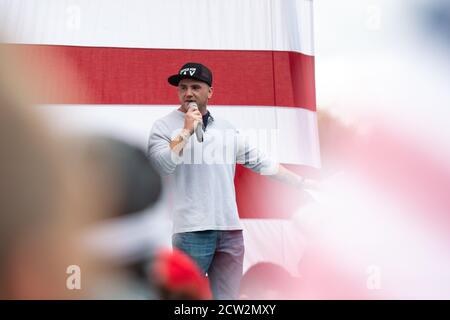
[184,102,203,142]
[170,102,204,155]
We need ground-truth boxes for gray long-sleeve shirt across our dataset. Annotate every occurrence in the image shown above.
[147,109,278,234]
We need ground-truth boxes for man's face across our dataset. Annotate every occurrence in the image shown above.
[177,78,213,111]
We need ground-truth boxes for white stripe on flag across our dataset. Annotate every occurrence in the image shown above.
[43,105,321,167]
[0,0,314,55]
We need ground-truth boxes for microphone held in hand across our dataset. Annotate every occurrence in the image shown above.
[188,102,204,143]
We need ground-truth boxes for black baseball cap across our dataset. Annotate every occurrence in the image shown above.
[168,62,213,87]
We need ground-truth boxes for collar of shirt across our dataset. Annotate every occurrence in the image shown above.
[202,111,214,129]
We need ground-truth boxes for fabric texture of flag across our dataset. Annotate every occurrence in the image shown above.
[0,0,320,275]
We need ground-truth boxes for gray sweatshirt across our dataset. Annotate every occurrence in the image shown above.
[147,109,278,234]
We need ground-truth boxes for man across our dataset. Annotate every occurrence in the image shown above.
[148,62,318,299]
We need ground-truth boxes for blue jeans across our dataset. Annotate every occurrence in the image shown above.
[172,230,244,300]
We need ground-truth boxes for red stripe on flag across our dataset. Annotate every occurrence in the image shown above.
[12,44,316,110]
[235,164,320,219]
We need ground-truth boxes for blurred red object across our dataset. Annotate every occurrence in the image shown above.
[152,248,212,300]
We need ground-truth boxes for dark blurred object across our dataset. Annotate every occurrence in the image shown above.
[152,248,212,300]
[82,136,162,217]
[78,137,167,298]
[239,262,302,299]
[415,0,450,49]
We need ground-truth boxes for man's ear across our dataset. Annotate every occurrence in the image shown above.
[208,86,213,99]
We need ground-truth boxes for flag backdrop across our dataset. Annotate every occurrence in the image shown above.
[0,0,320,274]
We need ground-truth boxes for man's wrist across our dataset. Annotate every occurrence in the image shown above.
[180,128,192,141]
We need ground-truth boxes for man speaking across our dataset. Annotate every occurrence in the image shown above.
[148,62,317,299]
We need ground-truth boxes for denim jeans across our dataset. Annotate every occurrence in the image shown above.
[172,230,244,300]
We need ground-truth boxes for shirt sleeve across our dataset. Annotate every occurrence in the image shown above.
[235,129,279,175]
[147,121,182,176]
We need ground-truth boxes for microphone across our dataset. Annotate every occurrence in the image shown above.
[188,102,204,143]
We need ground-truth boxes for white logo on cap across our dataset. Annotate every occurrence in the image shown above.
[180,68,196,76]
